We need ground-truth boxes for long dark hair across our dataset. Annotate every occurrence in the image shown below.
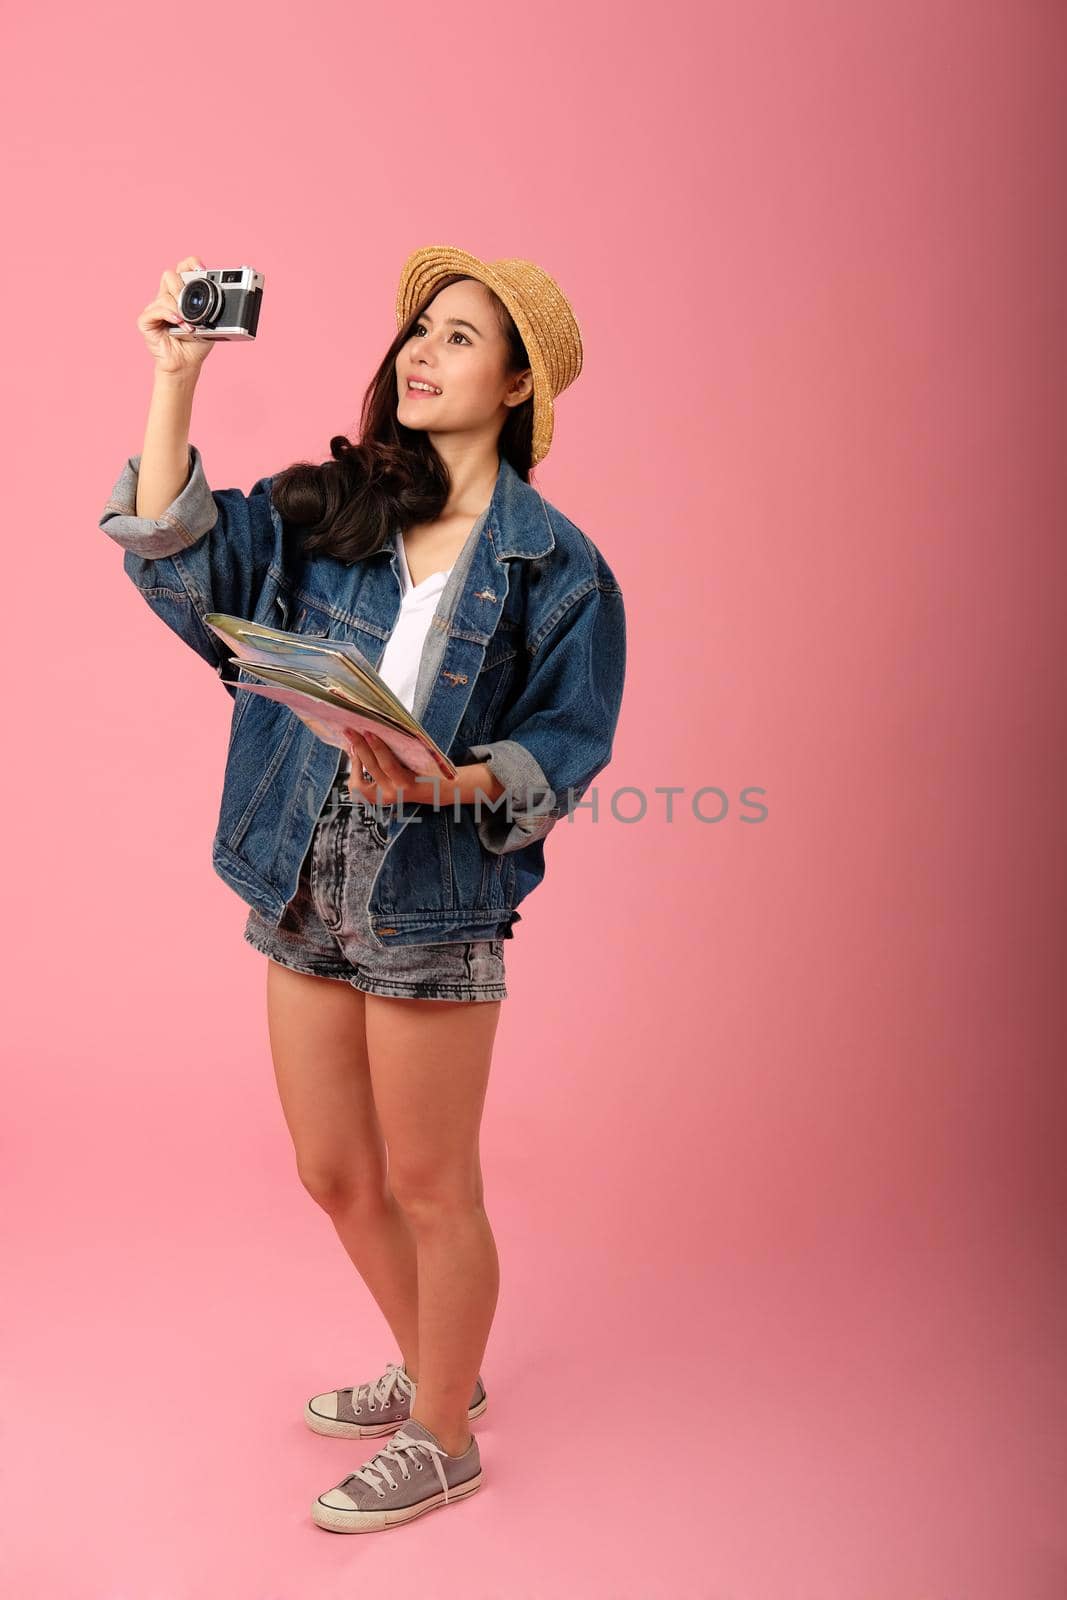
[270,275,535,565]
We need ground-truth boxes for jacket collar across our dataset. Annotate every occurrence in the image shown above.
[369,454,554,569]
[482,455,556,561]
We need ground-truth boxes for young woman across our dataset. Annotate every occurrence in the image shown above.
[99,245,627,1534]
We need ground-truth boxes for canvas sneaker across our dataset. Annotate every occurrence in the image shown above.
[311,1417,482,1532]
[304,1360,487,1439]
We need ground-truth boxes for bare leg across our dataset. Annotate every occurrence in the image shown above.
[264,960,420,1372]
[364,992,502,1456]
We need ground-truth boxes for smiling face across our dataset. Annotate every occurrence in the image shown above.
[395,278,533,454]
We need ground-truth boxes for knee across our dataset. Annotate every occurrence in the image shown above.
[296,1158,388,1215]
[389,1165,484,1226]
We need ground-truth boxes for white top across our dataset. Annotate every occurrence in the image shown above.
[338,531,454,780]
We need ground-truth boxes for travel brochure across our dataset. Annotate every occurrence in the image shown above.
[203,613,458,780]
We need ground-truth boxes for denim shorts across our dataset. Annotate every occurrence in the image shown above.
[242,781,508,1003]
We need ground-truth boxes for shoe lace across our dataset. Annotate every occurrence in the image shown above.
[344,1428,451,1502]
[352,1361,414,1414]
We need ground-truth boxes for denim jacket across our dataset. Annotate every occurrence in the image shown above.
[99,445,627,947]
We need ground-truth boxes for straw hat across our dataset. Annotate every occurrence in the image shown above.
[395,244,583,466]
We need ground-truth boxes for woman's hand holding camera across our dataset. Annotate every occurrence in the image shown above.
[137,257,217,377]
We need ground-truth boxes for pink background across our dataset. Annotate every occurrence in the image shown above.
[3,1,1064,1595]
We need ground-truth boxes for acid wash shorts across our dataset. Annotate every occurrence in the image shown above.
[243,782,508,1004]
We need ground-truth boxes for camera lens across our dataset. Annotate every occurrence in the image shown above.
[178,276,222,324]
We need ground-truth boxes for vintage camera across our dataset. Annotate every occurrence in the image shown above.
[173,265,264,340]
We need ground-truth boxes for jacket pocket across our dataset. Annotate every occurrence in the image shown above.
[225,588,295,757]
[223,709,302,852]
[457,631,522,747]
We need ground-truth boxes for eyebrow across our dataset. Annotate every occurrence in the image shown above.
[415,310,483,337]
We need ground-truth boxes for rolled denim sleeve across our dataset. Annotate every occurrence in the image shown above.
[466,579,627,855]
[465,737,559,854]
[99,444,281,698]
[98,443,219,557]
